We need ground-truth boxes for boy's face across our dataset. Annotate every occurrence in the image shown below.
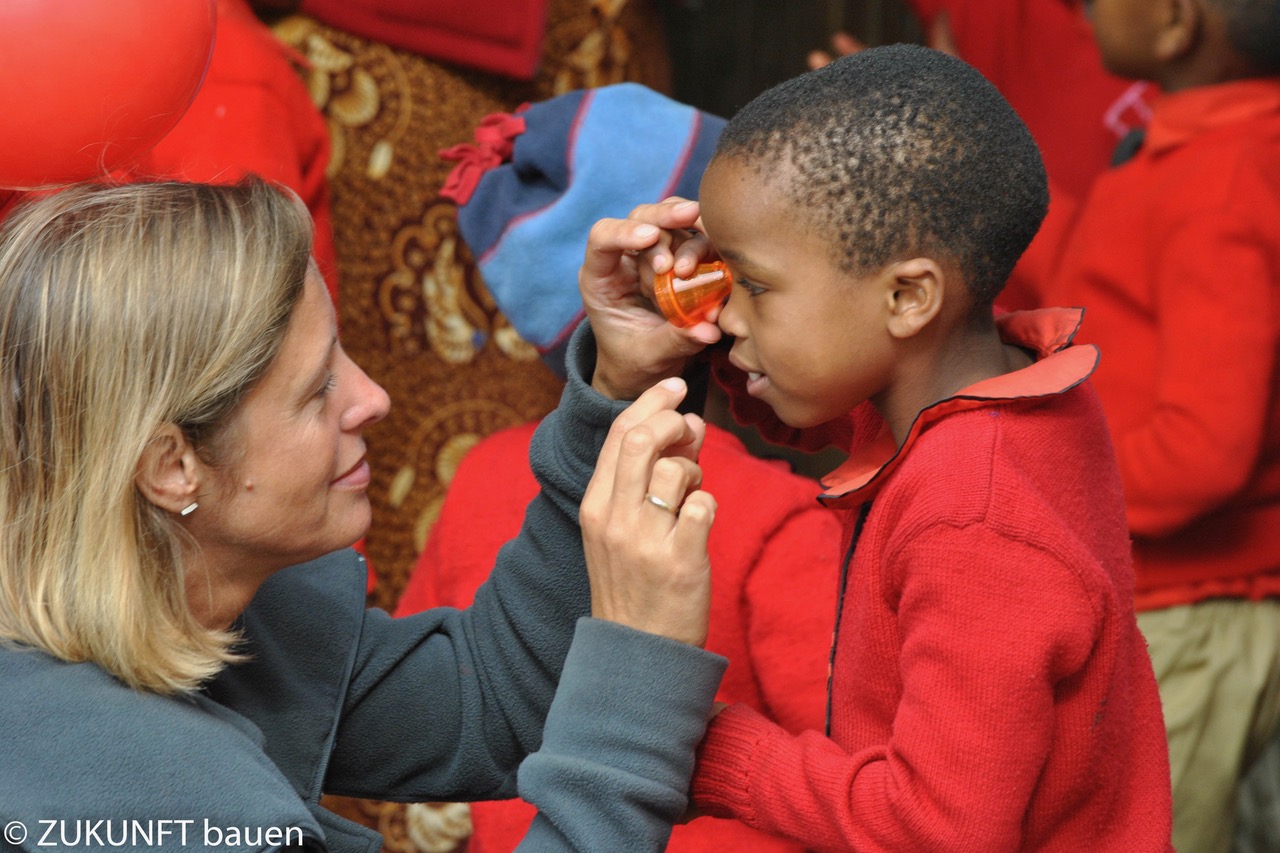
[1080,0,1165,80]
[700,156,896,429]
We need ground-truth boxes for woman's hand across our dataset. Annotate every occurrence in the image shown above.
[579,197,724,400]
[580,377,716,647]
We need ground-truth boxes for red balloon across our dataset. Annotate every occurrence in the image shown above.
[0,0,217,189]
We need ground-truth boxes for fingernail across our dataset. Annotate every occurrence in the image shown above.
[676,201,698,210]
[636,224,659,238]
[659,377,686,393]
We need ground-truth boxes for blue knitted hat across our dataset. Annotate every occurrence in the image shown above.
[441,83,725,371]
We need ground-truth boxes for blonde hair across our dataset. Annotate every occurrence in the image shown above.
[0,180,311,694]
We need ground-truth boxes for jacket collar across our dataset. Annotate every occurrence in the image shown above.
[819,308,1099,508]
[1144,77,1280,158]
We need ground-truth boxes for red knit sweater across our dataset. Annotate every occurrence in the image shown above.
[396,421,843,853]
[1032,78,1280,610]
[694,309,1174,852]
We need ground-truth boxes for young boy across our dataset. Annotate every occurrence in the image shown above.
[1025,2,1280,851]
[574,44,1175,850]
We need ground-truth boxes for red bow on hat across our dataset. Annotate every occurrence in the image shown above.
[439,111,528,205]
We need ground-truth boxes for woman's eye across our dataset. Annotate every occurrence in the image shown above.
[316,373,337,398]
[738,277,766,297]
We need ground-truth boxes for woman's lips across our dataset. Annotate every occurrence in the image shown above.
[332,456,371,488]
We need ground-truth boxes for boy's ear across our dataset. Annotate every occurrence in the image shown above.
[1157,0,1201,62]
[135,424,203,515]
[882,257,944,340]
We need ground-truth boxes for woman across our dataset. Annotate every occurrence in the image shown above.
[0,180,723,852]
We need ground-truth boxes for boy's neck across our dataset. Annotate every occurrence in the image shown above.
[874,320,1032,447]
[1147,6,1260,94]
[1155,53,1260,93]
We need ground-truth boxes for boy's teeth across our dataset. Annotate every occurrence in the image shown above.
[748,372,762,382]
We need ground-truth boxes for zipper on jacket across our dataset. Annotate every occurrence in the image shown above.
[826,501,871,737]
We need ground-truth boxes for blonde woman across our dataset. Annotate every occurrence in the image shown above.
[0,181,723,853]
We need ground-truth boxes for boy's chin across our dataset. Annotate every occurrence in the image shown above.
[771,404,828,431]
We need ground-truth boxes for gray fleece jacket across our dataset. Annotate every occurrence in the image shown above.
[0,323,726,853]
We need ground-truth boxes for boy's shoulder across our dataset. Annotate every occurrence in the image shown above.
[884,380,1126,553]
[893,383,1101,489]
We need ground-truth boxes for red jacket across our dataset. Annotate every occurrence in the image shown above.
[1032,78,1280,610]
[396,420,843,853]
[693,309,1173,851]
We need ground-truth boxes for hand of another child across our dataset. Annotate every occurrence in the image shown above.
[580,377,715,648]
[808,30,867,70]
[807,16,956,72]
[579,197,724,400]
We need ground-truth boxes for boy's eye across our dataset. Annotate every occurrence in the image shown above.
[738,276,766,297]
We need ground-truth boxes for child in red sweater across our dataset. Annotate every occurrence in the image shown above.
[812,0,1154,205]
[574,44,1174,851]
[1022,1,1280,850]
[395,419,840,853]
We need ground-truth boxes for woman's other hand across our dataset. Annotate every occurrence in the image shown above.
[580,377,715,648]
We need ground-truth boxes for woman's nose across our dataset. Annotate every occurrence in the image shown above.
[341,360,391,432]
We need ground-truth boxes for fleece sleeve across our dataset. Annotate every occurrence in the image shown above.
[690,524,1100,852]
[515,618,727,852]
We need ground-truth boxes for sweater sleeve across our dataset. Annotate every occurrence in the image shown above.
[325,321,631,800]
[691,523,1101,852]
[515,618,727,852]
[1110,207,1278,537]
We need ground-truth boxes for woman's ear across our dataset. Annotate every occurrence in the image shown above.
[135,424,203,515]
[883,257,944,340]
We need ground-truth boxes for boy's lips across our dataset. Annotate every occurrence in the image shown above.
[730,354,769,397]
[744,372,770,397]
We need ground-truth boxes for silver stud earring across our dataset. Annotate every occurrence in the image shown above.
[180,502,199,516]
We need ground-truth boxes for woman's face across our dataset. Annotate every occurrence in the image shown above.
[193,269,390,574]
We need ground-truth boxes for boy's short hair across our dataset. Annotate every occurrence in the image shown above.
[1209,0,1280,73]
[712,44,1048,311]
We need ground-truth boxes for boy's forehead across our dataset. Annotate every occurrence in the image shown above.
[702,153,790,208]
[702,155,812,234]
[700,158,848,276]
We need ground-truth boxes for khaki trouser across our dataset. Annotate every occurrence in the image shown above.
[1236,733,1280,853]
[1138,600,1280,853]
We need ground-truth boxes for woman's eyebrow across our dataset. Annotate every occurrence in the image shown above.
[303,334,338,392]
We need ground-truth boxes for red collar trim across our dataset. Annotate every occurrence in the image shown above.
[819,308,1099,507]
[1144,78,1280,157]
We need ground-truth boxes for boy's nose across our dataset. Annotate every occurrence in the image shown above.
[716,287,747,337]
